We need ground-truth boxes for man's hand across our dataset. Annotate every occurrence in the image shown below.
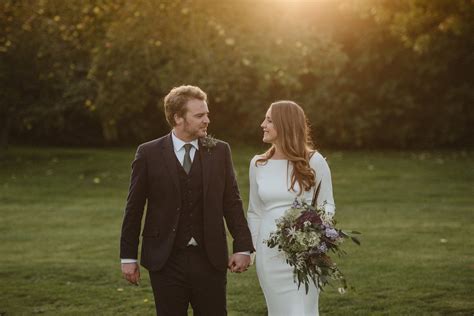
[121,262,140,285]
[228,254,251,273]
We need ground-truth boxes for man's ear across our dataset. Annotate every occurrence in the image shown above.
[174,114,183,126]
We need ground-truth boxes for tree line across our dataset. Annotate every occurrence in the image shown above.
[1,0,473,151]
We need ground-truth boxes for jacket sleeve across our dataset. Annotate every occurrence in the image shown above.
[222,143,255,253]
[120,145,148,259]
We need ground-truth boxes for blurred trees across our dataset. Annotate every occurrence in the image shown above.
[1,0,472,151]
[0,0,118,150]
[350,0,474,146]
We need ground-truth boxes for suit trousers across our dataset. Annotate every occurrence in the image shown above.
[149,246,227,316]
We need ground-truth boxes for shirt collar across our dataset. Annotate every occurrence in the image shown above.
[171,130,199,152]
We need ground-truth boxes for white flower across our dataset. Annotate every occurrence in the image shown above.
[320,212,334,225]
[307,231,321,246]
[338,287,346,295]
[286,227,297,239]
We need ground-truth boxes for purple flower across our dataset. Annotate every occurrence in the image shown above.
[292,198,302,208]
[325,228,339,239]
[318,242,328,253]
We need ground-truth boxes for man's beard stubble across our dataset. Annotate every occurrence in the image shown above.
[183,119,207,139]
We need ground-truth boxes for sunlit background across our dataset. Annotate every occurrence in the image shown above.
[1,0,472,150]
[1,1,474,315]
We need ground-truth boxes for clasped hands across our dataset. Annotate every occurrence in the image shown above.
[228,253,251,273]
[122,254,250,285]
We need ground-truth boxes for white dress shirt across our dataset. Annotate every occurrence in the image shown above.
[171,131,199,165]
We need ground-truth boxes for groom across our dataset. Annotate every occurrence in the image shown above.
[120,85,254,315]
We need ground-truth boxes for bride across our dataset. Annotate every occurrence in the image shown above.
[247,101,336,315]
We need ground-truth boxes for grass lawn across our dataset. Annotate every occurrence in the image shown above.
[1,145,473,315]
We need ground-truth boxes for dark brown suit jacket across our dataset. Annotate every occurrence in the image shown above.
[120,133,254,271]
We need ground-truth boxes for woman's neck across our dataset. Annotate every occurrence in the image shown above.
[271,145,286,160]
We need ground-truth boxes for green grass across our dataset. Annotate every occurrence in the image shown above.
[1,146,473,315]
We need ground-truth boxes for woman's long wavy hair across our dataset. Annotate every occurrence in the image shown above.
[257,101,316,194]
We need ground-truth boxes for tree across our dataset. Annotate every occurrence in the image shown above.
[351,0,474,146]
[88,0,347,143]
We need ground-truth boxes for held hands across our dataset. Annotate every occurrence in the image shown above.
[121,262,140,285]
[228,253,251,273]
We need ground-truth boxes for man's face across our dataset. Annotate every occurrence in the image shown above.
[174,99,210,141]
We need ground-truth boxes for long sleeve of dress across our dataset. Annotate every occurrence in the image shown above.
[310,152,336,216]
[247,156,265,250]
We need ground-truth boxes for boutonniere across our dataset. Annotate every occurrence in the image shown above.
[200,134,217,152]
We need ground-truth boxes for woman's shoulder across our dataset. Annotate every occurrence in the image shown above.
[250,154,265,166]
[309,151,329,168]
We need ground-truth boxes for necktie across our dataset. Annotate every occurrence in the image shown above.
[183,143,192,174]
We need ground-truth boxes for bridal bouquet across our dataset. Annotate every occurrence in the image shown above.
[265,198,360,294]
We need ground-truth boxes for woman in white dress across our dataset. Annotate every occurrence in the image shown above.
[247,101,335,316]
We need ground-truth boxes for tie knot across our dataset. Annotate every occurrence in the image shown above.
[184,143,193,153]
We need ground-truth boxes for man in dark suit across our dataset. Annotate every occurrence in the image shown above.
[120,85,254,315]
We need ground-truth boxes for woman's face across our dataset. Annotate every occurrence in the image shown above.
[261,107,278,144]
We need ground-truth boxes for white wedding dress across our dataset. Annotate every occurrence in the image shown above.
[247,152,335,316]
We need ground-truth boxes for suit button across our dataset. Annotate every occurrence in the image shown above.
[176,207,180,211]
[172,228,176,232]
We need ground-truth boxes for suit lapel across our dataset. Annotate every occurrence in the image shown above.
[161,133,181,199]
[199,140,212,202]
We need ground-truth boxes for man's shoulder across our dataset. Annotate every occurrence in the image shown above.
[214,139,236,155]
[200,137,230,151]
[215,138,229,148]
[137,134,170,151]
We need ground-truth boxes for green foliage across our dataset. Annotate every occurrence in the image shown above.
[349,0,474,147]
[0,0,115,146]
[1,0,473,149]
